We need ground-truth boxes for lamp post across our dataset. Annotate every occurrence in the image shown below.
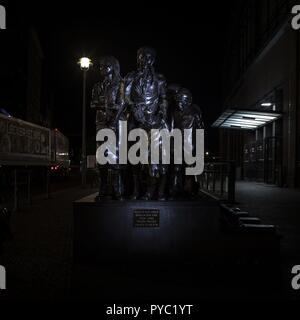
[79,57,92,188]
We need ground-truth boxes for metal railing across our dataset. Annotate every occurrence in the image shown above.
[0,166,50,212]
[199,161,236,203]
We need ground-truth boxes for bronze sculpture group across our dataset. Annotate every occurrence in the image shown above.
[91,47,204,201]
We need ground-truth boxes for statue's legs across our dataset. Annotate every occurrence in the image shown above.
[184,175,197,199]
[95,166,108,201]
[169,165,183,200]
[142,176,157,200]
[157,165,168,201]
[131,166,140,200]
[142,165,167,201]
[139,165,154,200]
[158,175,167,201]
[112,169,124,200]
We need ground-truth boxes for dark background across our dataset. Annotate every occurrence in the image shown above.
[2,2,300,303]
[1,1,235,158]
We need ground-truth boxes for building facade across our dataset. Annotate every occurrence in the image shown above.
[215,0,300,188]
[0,27,52,127]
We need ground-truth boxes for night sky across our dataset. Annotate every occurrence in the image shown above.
[4,1,235,155]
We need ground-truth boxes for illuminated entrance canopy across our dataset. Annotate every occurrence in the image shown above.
[212,109,282,130]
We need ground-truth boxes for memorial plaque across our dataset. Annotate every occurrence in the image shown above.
[133,209,160,228]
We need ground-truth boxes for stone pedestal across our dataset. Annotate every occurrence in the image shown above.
[73,194,220,263]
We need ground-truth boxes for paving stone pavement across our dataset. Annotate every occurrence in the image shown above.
[0,186,97,300]
[235,181,300,298]
[0,182,299,300]
[235,181,300,259]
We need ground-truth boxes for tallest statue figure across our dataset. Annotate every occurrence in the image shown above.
[124,47,169,200]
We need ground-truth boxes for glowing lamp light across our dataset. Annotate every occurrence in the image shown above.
[79,57,92,70]
[261,102,273,107]
[212,109,282,131]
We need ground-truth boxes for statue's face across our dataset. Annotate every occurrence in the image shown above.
[99,62,113,77]
[137,51,155,71]
[175,93,192,112]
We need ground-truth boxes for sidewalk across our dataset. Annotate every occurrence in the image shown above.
[235,181,300,258]
[235,181,300,298]
[0,186,97,299]
[0,182,299,300]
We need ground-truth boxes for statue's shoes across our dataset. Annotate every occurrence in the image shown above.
[95,195,102,202]
[158,196,167,201]
[130,194,139,201]
[140,193,152,201]
[115,196,125,201]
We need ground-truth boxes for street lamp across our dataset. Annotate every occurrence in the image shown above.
[78,57,92,188]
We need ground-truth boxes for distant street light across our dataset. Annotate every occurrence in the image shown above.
[79,57,92,70]
[78,57,92,188]
[261,102,272,107]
